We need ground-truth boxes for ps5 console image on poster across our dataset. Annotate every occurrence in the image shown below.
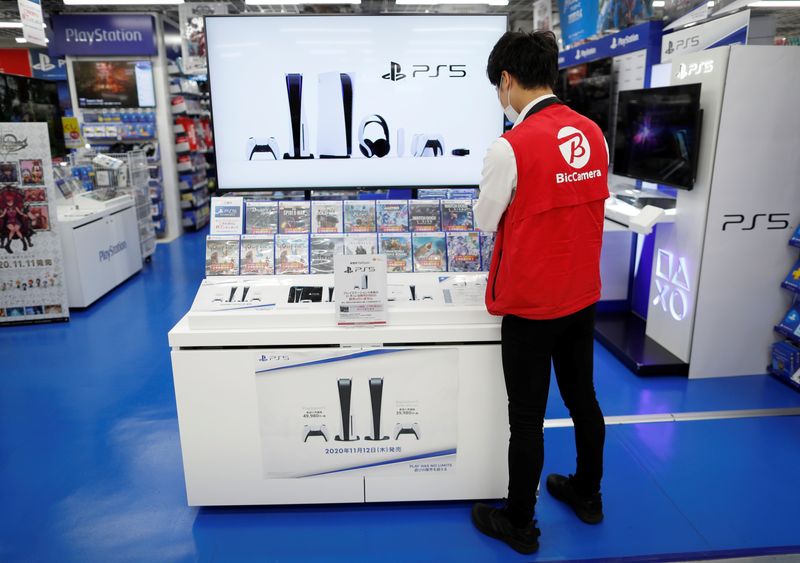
[376,200,409,233]
[441,200,474,232]
[206,235,241,276]
[310,234,345,274]
[446,232,481,272]
[413,233,447,272]
[479,232,496,271]
[275,234,310,275]
[241,235,275,275]
[311,201,343,233]
[344,233,378,256]
[410,200,442,232]
[205,15,506,189]
[254,347,458,479]
[245,201,279,235]
[344,201,377,233]
[380,233,413,273]
[279,201,311,234]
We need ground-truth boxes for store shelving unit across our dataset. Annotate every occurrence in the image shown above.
[769,228,800,392]
[169,69,214,232]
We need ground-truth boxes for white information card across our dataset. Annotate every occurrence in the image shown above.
[334,254,388,326]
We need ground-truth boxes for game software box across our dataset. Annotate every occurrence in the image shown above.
[344,233,378,255]
[410,200,442,232]
[376,200,409,233]
[412,233,447,272]
[310,234,345,274]
[279,201,311,234]
[781,258,800,293]
[480,232,496,271]
[312,201,344,234]
[344,200,377,233]
[446,232,481,272]
[776,303,800,339]
[205,235,240,276]
[275,234,310,274]
[245,201,278,235]
[380,233,413,273]
[240,235,275,275]
[441,200,474,231]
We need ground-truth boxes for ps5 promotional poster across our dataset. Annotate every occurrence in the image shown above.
[255,347,458,479]
[206,15,506,189]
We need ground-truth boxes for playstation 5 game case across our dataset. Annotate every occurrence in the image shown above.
[446,232,481,272]
[410,200,442,232]
[344,233,378,255]
[376,200,409,233]
[344,200,377,233]
[240,235,275,275]
[310,234,345,274]
[279,201,311,234]
[275,234,310,275]
[441,200,474,231]
[205,235,240,276]
[379,233,413,273]
[312,201,344,234]
[412,232,447,272]
[480,232,496,271]
[245,201,279,235]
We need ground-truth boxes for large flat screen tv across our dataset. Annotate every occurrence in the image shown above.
[0,73,66,157]
[205,15,507,190]
[72,60,156,109]
[555,59,613,144]
[612,84,702,190]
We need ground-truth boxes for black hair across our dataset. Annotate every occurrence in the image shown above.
[486,31,559,90]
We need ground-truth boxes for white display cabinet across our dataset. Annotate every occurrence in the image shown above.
[57,193,143,308]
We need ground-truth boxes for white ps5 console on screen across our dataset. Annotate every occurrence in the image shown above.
[317,72,354,159]
[285,73,313,159]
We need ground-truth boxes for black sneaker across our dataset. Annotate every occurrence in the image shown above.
[546,474,603,524]
[471,502,540,554]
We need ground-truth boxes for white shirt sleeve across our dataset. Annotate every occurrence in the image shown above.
[474,137,517,233]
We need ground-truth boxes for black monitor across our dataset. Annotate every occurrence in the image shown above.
[612,84,702,190]
[556,58,613,143]
[0,73,66,158]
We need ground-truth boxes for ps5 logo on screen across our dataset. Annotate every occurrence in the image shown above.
[382,62,406,81]
[557,127,590,169]
[653,249,691,322]
[381,61,467,81]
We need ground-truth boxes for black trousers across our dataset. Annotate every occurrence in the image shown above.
[501,304,605,525]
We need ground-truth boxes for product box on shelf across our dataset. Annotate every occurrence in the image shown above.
[275,234,310,275]
[480,232,496,268]
[441,200,474,231]
[412,232,447,272]
[771,341,800,380]
[246,201,279,235]
[311,201,343,234]
[279,201,311,234]
[781,259,800,293]
[446,232,481,272]
[776,303,800,340]
[410,200,442,232]
[790,225,800,249]
[380,233,413,273]
[206,235,241,276]
[376,200,409,233]
[344,233,378,255]
[310,234,345,274]
[241,235,275,275]
[344,200,377,233]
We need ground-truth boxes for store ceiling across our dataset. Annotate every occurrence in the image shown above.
[0,1,798,47]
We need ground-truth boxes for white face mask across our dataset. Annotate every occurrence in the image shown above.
[502,78,519,123]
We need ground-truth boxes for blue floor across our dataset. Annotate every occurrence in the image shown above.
[1,229,799,563]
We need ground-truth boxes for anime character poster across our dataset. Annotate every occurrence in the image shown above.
[0,123,69,325]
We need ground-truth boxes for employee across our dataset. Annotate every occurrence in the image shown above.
[471,31,610,555]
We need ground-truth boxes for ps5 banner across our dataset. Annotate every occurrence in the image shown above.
[206,15,506,189]
[254,348,458,479]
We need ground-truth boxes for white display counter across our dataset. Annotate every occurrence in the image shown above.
[57,193,143,308]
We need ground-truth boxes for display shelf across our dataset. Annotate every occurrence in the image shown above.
[775,325,800,346]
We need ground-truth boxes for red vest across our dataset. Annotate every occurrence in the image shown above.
[486,101,609,320]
